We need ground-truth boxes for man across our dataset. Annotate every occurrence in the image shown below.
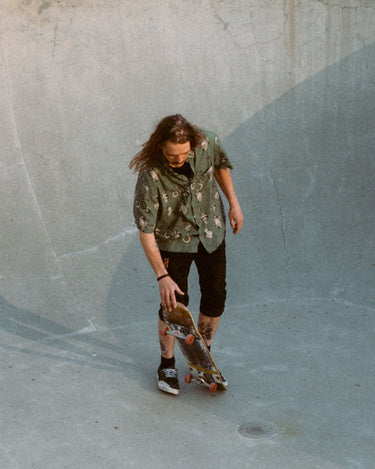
[130,114,243,395]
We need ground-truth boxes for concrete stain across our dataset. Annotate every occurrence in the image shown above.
[278,420,304,438]
[38,1,51,15]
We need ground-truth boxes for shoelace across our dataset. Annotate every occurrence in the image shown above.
[163,368,177,378]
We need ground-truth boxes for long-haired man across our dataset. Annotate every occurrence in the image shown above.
[131,114,243,395]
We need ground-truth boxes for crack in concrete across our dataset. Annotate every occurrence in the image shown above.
[52,20,59,58]
[315,0,375,10]
[57,227,138,259]
[269,172,290,285]
[1,38,94,327]
[209,0,256,50]
[248,5,266,72]
[1,40,60,267]
[209,0,230,31]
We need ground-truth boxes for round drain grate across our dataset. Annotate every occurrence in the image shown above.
[237,421,276,440]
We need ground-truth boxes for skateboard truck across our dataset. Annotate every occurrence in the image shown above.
[184,372,219,392]
[162,325,195,345]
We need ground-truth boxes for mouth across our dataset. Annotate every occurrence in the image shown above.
[168,159,186,168]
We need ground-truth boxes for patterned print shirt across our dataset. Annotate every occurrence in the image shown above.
[133,130,233,253]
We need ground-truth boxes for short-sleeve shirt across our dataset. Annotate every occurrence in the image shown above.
[133,130,233,253]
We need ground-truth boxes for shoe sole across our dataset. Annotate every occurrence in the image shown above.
[157,376,180,396]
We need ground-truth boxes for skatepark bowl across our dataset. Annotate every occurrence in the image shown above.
[1,2,374,468]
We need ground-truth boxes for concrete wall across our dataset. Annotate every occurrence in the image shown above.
[1,0,374,331]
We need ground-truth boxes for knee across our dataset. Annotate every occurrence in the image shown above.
[200,290,226,318]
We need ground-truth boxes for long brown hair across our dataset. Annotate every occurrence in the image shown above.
[129,114,205,172]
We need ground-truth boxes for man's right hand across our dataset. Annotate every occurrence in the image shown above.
[158,275,184,312]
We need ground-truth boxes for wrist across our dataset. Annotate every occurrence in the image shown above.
[229,199,240,209]
[157,273,170,282]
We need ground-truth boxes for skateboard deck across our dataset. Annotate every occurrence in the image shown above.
[162,302,227,392]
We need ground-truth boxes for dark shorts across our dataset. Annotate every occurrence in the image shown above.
[158,241,226,320]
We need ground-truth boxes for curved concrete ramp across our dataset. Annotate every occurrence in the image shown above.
[225,43,375,308]
[1,2,374,468]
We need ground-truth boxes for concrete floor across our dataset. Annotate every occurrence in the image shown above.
[1,296,374,468]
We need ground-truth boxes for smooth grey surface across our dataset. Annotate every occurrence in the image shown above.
[1,299,374,468]
[1,1,374,468]
[224,44,375,308]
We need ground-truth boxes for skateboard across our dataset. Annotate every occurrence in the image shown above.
[162,302,227,393]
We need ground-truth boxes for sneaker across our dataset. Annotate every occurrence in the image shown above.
[157,367,180,395]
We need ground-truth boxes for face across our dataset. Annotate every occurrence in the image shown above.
[160,140,191,168]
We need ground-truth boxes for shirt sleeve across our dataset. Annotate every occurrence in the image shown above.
[213,134,234,170]
[133,170,159,234]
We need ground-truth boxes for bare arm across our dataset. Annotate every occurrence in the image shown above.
[138,231,184,311]
[214,168,244,234]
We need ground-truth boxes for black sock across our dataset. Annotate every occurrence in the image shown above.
[160,356,175,369]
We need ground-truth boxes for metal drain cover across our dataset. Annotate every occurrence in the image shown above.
[237,421,276,440]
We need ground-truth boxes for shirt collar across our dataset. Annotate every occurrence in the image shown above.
[159,150,196,176]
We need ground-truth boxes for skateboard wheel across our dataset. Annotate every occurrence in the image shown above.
[161,326,169,336]
[185,334,195,345]
[209,383,218,393]
[184,374,192,384]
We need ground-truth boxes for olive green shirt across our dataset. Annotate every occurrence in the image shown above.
[133,130,233,253]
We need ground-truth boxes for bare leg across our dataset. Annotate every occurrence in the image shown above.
[158,319,175,359]
[197,313,221,348]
